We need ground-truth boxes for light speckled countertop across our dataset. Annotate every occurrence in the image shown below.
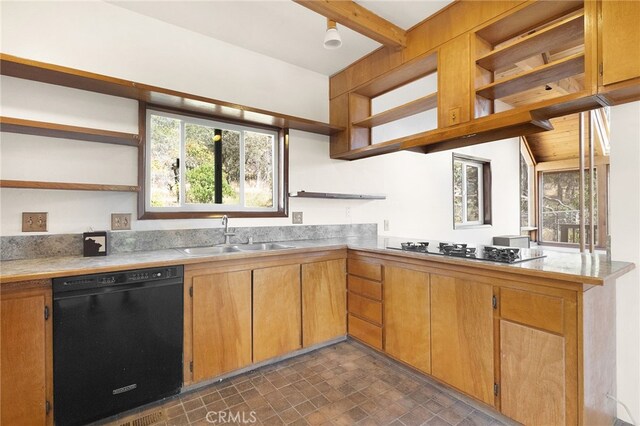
[0,236,634,286]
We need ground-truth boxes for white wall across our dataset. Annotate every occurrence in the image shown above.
[610,101,640,423]
[0,0,521,243]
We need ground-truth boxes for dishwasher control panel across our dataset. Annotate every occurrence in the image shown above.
[53,266,183,294]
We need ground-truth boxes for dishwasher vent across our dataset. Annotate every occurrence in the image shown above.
[118,410,165,426]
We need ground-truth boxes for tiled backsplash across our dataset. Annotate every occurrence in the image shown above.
[0,223,377,261]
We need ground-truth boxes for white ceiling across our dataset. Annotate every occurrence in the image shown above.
[107,0,452,76]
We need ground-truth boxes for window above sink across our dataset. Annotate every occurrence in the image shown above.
[140,107,288,219]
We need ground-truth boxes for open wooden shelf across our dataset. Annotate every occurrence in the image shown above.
[0,116,140,146]
[289,191,386,200]
[0,54,343,136]
[353,52,437,98]
[352,93,437,128]
[475,1,583,45]
[332,109,553,161]
[476,12,584,72]
[476,53,585,100]
[0,180,140,192]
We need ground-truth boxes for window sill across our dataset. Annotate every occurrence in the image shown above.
[454,224,493,230]
[139,211,288,220]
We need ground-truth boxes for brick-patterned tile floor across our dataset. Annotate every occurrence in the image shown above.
[102,340,515,426]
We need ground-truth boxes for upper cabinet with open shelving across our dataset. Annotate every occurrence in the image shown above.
[328,0,640,161]
[473,2,590,118]
[330,52,438,159]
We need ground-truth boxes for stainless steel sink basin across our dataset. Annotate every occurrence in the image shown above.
[236,243,295,251]
[179,246,241,256]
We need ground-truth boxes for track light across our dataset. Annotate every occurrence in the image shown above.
[324,19,342,49]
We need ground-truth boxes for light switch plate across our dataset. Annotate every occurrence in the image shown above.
[22,212,48,232]
[111,213,131,230]
[292,211,303,224]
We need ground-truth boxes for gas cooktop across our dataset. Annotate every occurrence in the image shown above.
[386,241,546,264]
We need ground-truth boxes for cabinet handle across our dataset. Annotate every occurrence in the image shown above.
[492,295,497,309]
[46,400,51,415]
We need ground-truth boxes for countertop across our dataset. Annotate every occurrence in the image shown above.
[0,236,634,286]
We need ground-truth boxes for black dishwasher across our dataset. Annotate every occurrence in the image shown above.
[53,266,183,426]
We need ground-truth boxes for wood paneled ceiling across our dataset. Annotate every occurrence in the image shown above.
[525,112,608,164]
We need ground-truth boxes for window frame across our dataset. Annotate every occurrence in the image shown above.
[537,165,607,249]
[520,138,535,228]
[452,153,492,229]
[138,104,288,219]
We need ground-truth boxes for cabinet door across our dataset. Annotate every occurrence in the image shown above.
[302,259,346,347]
[1,287,52,426]
[601,0,640,86]
[253,264,301,362]
[500,320,565,425]
[431,274,494,405]
[384,266,430,373]
[192,271,252,382]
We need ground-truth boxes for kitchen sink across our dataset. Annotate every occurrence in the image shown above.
[179,243,295,255]
[236,243,295,251]
[179,246,241,256]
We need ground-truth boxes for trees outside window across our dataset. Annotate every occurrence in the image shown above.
[453,154,491,228]
[144,109,281,217]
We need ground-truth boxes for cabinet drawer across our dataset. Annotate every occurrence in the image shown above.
[348,292,382,325]
[348,314,382,350]
[348,275,382,300]
[348,259,382,281]
[500,288,564,334]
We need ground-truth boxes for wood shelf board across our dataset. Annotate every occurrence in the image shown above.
[400,110,553,152]
[330,139,405,161]
[0,116,140,147]
[0,54,342,136]
[352,93,437,128]
[476,53,585,100]
[476,12,584,72]
[334,109,553,161]
[353,52,437,98]
[475,1,583,46]
[0,180,140,192]
[289,191,386,200]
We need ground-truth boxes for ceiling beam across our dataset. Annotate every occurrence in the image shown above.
[293,0,407,47]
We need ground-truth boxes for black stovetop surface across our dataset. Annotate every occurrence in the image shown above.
[386,241,546,264]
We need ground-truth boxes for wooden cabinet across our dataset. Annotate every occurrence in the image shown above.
[302,259,346,347]
[185,250,347,383]
[347,256,383,350]
[497,286,578,424]
[253,264,302,362]
[600,0,640,86]
[439,34,472,127]
[500,321,566,425]
[598,0,640,103]
[384,266,430,373]
[191,271,252,382]
[1,282,53,426]
[325,0,640,160]
[430,274,495,405]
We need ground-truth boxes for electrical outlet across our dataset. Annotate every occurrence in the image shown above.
[384,219,389,232]
[22,212,48,232]
[345,207,351,218]
[449,107,461,125]
[111,213,131,230]
[292,211,303,224]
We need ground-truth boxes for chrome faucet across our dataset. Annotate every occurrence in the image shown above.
[221,215,235,245]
